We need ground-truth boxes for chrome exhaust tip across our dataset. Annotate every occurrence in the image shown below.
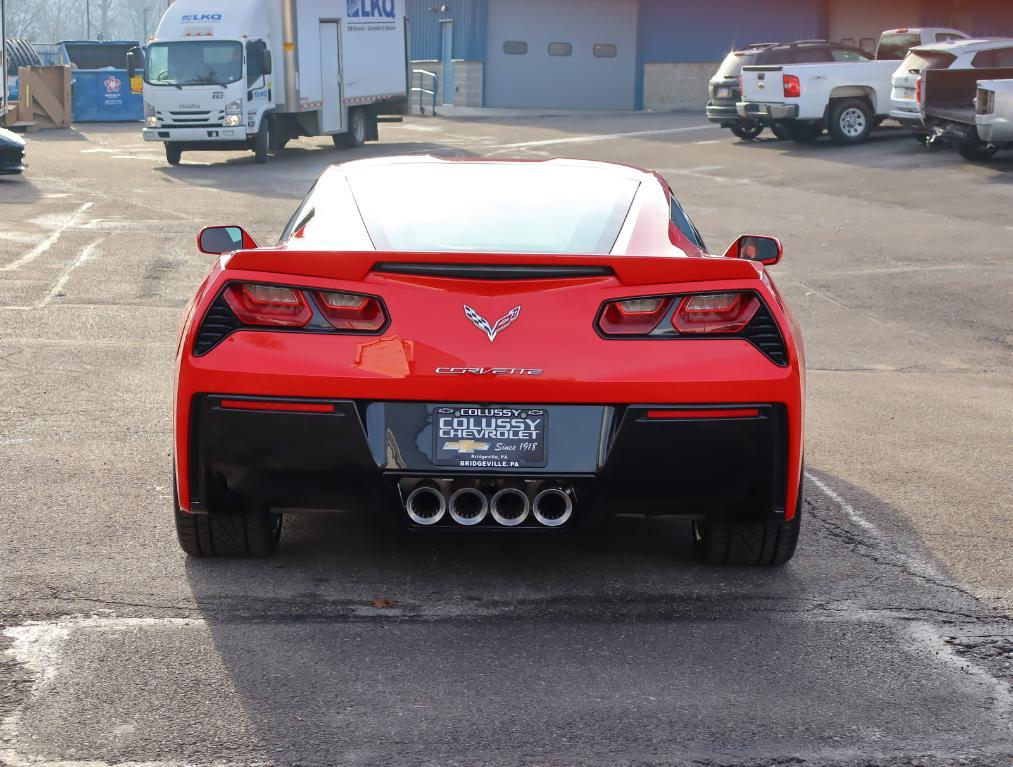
[532,486,573,527]
[448,487,489,526]
[405,483,446,526]
[490,487,530,527]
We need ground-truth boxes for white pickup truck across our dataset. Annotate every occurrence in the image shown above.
[976,78,1013,151]
[738,28,968,145]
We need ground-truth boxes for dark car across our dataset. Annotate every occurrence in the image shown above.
[0,127,27,175]
[708,41,872,140]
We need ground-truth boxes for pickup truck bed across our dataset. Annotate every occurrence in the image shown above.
[923,67,1013,130]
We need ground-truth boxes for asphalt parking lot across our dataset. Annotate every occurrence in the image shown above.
[1,114,1011,766]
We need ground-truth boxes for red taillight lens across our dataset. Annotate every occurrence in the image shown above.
[783,74,801,98]
[916,76,922,105]
[672,292,759,334]
[224,283,312,327]
[315,290,387,332]
[598,296,672,335]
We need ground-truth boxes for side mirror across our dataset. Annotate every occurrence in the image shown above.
[126,51,138,78]
[197,225,258,255]
[261,49,273,75]
[724,234,782,266]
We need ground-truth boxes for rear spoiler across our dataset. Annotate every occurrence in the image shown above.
[222,249,763,286]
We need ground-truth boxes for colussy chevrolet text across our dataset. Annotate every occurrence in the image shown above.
[173,157,805,565]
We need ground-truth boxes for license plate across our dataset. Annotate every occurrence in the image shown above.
[433,406,547,469]
[716,87,732,99]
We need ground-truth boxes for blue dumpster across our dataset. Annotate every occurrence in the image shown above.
[58,40,144,122]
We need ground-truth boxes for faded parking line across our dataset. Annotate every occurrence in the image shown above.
[0,203,93,272]
[492,124,718,149]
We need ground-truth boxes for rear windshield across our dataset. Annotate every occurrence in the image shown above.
[877,33,921,60]
[900,49,957,74]
[332,165,640,254]
[715,51,757,79]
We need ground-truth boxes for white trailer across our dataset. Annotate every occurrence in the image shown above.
[136,0,408,165]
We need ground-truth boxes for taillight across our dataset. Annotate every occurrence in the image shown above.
[223,283,312,327]
[597,296,672,335]
[671,292,759,334]
[916,76,922,105]
[783,74,801,99]
[315,290,387,332]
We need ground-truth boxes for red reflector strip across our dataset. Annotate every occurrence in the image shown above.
[219,399,335,413]
[646,408,760,420]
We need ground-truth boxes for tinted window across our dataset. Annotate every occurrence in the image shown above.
[899,49,957,74]
[792,47,832,63]
[247,40,265,85]
[877,33,920,60]
[972,47,1013,68]
[670,197,706,250]
[936,33,964,42]
[548,42,572,56]
[503,41,527,55]
[593,44,618,58]
[715,51,757,78]
[833,48,868,62]
[339,165,640,254]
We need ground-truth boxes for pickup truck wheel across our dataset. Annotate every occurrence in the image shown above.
[164,143,182,166]
[334,108,368,149]
[253,121,270,164]
[829,99,873,144]
[771,122,791,140]
[957,140,997,161]
[729,122,763,141]
[692,476,803,567]
[786,122,823,143]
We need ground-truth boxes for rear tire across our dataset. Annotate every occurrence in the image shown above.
[957,139,997,161]
[729,122,763,141]
[771,122,791,140]
[164,143,182,166]
[828,98,873,145]
[334,108,367,149]
[786,122,823,143]
[692,479,803,566]
[174,480,281,558]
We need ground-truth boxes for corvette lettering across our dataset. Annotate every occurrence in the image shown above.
[435,367,542,376]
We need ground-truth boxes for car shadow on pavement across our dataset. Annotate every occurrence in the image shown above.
[176,473,1013,765]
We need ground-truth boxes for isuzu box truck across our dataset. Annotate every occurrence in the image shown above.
[136,0,408,165]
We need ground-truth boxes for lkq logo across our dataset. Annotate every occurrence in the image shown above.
[347,0,396,19]
[181,13,223,23]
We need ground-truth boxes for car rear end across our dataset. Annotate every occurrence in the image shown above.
[175,253,803,538]
[0,128,27,175]
[738,65,802,122]
[891,47,958,131]
[975,79,1013,146]
[707,49,761,126]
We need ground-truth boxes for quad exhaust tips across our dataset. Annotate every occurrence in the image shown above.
[405,482,446,526]
[402,481,574,527]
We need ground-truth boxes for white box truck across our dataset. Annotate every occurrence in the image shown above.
[135,0,408,165]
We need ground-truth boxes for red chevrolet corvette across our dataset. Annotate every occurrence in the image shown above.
[173,156,805,564]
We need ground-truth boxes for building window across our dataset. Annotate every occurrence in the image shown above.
[593,44,617,58]
[503,41,528,55]
[548,42,572,57]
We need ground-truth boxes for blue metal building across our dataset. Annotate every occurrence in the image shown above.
[406,0,1013,111]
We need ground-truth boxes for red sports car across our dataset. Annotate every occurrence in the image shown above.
[173,156,805,564]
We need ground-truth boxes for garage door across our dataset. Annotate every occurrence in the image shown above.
[485,0,638,110]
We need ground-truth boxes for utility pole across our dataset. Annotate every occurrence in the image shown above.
[86,0,91,39]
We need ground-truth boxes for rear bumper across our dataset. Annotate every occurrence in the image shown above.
[977,116,1013,144]
[737,102,799,121]
[180,395,795,528]
[706,103,742,124]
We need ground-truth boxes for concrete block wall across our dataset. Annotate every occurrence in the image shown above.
[452,61,484,107]
[643,62,718,112]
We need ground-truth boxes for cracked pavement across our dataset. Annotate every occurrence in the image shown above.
[0,116,1010,766]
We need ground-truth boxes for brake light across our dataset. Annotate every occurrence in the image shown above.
[671,292,760,334]
[223,283,312,327]
[315,290,387,332]
[916,76,922,104]
[597,296,672,335]
[783,74,801,98]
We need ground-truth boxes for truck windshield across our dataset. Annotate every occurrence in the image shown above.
[877,33,921,60]
[144,41,243,86]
